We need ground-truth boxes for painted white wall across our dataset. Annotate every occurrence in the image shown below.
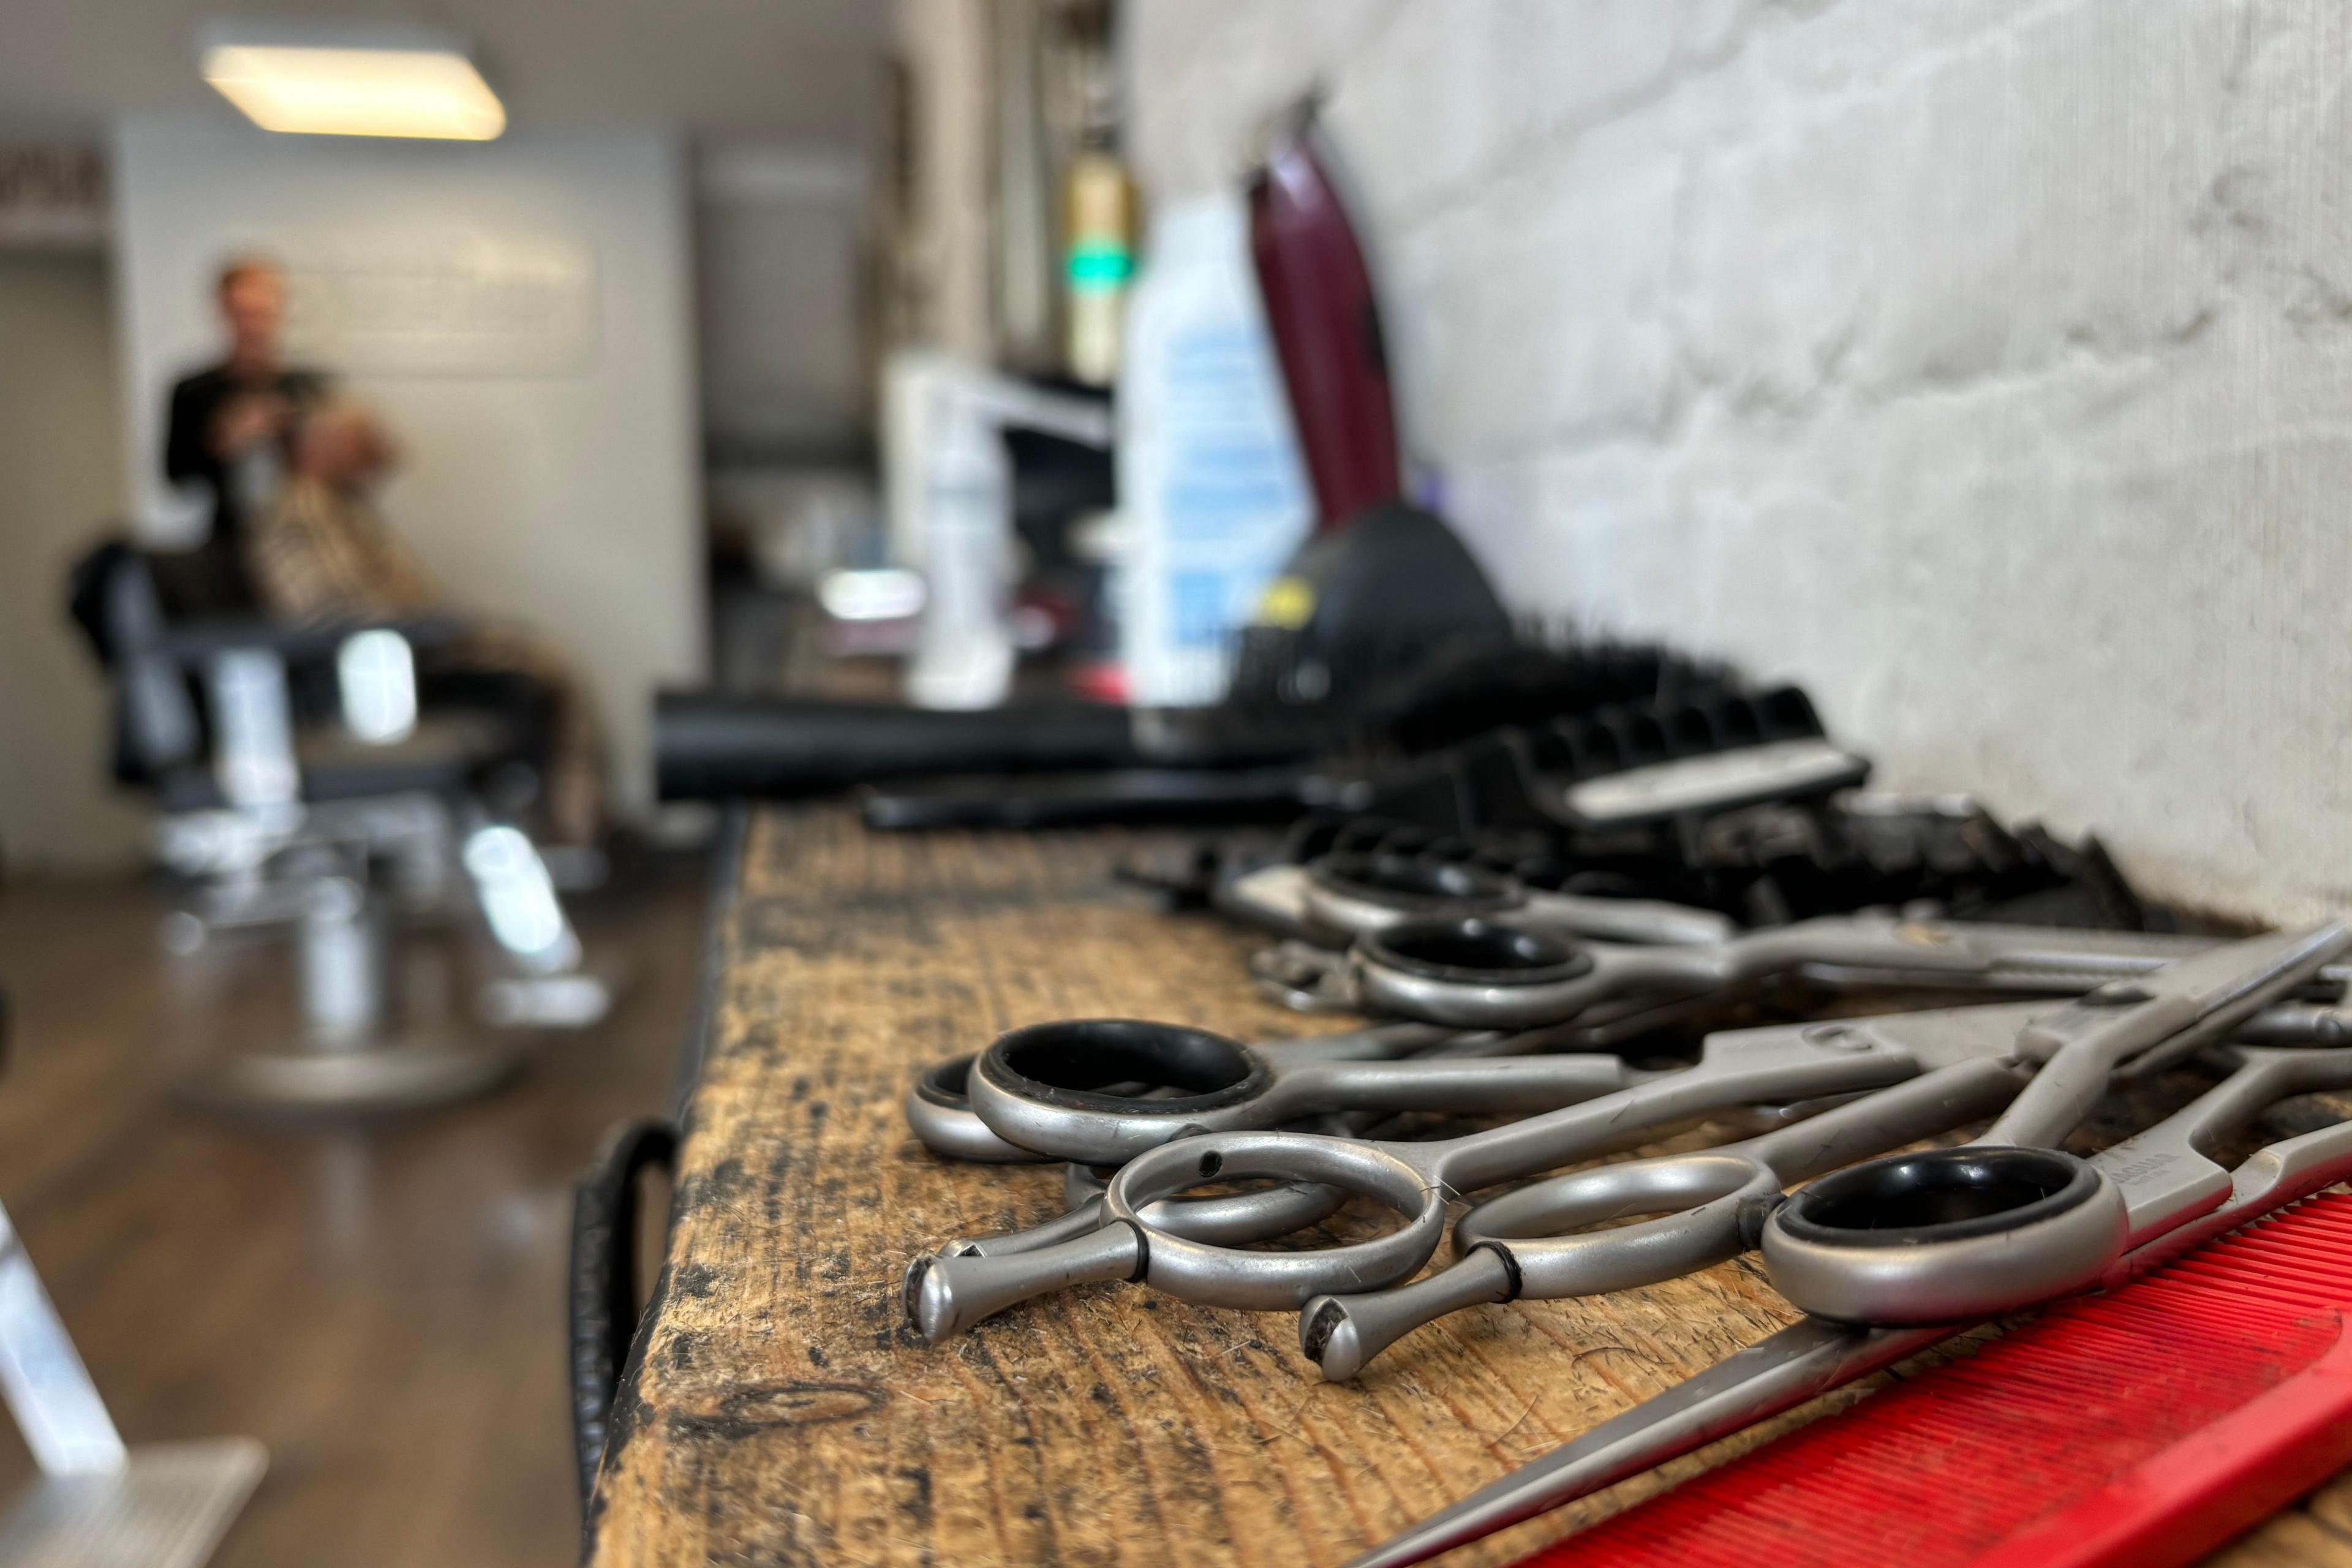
[111,118,704,820]
[895,0,998,361]
[1128,0,2352,925]
[0,251,145,873]
[696,142,870,453]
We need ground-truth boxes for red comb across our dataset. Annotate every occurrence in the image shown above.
[1513,1191,2352,1568]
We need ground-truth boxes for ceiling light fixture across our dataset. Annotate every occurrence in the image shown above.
[197,20,505,141]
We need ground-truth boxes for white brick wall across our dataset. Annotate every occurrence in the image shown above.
[1128,0,2352,922]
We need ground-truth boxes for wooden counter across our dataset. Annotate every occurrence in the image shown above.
[585,806,2352,1568]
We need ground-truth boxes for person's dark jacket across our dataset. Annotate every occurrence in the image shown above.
[161,363,325,612]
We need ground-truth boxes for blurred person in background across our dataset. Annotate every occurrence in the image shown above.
[247,397,608,847]
[162,255,326,611]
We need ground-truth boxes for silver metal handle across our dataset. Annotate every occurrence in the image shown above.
[1336,1317,1948,1568]
[1262,1055,1642,1121]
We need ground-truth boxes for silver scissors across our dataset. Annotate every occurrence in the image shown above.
[1344,910,2339,1028]
[1290,854,1736,948]
[902,1011,1686,1165]
[913,995,1848,1275]
[963,1016,1680,1166]
[959,913,2312,1167]
[905,1020,1593,1264]
[903,987,2352,1344]
[908,973,2352,1344]
[1223,857,1731,1014]
[1216,860,1735,949]
[1302,959,2352,1378]
[902,1020,1467,1164]
[930,1092,1883,1276]
[1339,922,2352,1568]
[909,998,1974,1340]
[1301,1016,2039,1379]
[942,927,2335,1333]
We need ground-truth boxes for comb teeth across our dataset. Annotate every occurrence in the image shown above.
[1514,1193,2352,1568]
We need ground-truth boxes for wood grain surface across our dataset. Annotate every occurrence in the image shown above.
[586,807,2352,1568]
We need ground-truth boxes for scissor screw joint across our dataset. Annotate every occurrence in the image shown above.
[1801,1024,1874,1052]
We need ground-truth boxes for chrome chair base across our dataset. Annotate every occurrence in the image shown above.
[0,1439,265,1568]
[178,1031,524,1117]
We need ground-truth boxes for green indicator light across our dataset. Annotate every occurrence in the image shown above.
[1066,244,1133,290]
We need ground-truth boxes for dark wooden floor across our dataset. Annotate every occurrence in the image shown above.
[0,859,707,1568]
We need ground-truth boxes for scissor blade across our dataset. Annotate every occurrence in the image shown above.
[2157,924,2349,1008]
[2106,922,2352,1076]
[1340,1317,1950,1568]
[1798,926,2346,1080]
[1988,925,2349,1147]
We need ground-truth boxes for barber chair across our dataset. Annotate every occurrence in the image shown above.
[70,541,611,1115]
[0,990,265,1564]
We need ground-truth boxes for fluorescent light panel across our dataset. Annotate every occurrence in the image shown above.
[198,21,504,141]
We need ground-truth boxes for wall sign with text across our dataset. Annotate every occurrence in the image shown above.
[0,143,107,248]
[277,229,601,377]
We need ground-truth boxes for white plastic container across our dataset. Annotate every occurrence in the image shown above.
[881,351,1113,709]
[1115,197,1313,707]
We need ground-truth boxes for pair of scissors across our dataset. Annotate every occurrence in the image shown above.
[912,927,2335,1343]
[907,994,1758,1287]
[1344,921,2352,1568]
[1216,859,1733,950]
[1345,908,2344,1028]
[1225,853,1735,1014]
[905,1007,1686,1164]
[1288,854,1736,948]
[905,990,2011,1340]
[949,911,2304,1167]
[938,1089,1864,1270]
[1303,1025,2035,1378]
[1301,941,2351,1377]
[910,982,2352,1342]
[963,1016,1677,1166]
[902,1020,1466,1164]
[905,1022,1501,1261]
